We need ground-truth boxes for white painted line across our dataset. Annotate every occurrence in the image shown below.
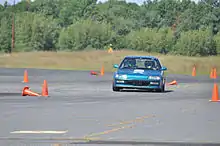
[10,130,68,134]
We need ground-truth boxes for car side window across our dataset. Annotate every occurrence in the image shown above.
[154,59,162,69]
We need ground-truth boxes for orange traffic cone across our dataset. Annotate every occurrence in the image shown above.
[167,80,177,85]
[100,65,104,76]
[209,83,220,102]
[22,86,41,96]
[210,67,217,79]
[42,80,49,97]
[22,70,29,83]
[90,71,99,76]
[213,67,217,79]
[192,65,196,77]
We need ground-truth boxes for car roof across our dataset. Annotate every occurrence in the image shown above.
[124,55,158,60]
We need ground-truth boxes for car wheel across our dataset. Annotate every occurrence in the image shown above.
[156,84,165,92]
[112,86,121,92]
[160,84,165,92]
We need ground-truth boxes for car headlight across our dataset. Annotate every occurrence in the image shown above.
[148,76,160,80]
[115,74,127,80]
[120,75,127,79]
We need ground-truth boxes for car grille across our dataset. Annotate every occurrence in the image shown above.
[124,80,151,86]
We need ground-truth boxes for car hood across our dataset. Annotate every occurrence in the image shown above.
[117,69,162,76]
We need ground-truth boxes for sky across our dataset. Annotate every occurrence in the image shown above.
[1,0,199,5]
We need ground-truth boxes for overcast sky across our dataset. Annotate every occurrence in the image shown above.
[0,0,199,5]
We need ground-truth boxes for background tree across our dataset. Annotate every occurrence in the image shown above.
[0,0,220,56]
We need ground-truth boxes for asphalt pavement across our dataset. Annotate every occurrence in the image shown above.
[0,68,220,146]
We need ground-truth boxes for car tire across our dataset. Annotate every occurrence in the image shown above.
[160,84,165,92]
[156,84,165,92]
[112,86,121,92]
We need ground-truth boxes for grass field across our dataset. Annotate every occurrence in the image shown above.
[0,50,219,75]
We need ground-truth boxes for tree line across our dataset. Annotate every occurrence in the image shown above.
[0,0,220,56]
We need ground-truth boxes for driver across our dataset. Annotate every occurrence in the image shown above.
[144,60,154,69]
[124,59,136,68]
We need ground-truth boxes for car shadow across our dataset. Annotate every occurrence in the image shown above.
[120,89,173,93]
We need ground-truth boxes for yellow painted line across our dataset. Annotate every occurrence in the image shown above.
[107,115,155,127]
[84,125,135,138]
[10,130,68,134]
[52,144,62,146]
[82,115,155,139]
[83,137,102,141]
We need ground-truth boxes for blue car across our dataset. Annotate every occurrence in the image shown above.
[112,55,167,92]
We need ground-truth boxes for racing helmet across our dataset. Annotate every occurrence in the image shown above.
[144,60,154,68]
[125,58,136,67]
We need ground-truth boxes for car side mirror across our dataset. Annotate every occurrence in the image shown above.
[161,66,167,71]
[113,64,119,68]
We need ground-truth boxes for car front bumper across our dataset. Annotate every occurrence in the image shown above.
[113,79,164,89]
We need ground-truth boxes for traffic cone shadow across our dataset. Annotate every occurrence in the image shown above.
[209,83,220,102]
[22,86,41,97]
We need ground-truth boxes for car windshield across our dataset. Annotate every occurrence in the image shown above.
[119,57,161,70]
